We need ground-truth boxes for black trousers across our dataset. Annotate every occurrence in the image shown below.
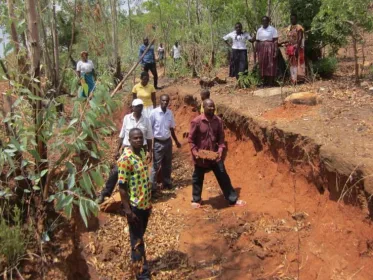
[128,207,151,280]
[143,63,158,88]
[229,49,248,79]
[101,166,118,197]
[192,161,238,204]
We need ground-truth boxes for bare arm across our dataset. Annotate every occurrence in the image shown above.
[118,182,132,214]
[132,92,137,100]
[170,128,181,148]
[151,91,156,108]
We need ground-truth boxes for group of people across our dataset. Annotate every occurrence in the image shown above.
[223,14,305,85]
[95,71,244,279]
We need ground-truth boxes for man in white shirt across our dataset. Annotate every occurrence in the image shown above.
[150,94,181,194]
[97,99,153,204]
[223,22,254,79]
[171,42,181,62]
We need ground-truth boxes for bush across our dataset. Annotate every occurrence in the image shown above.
[312,57,338,79]
[0,205,28,271]
[237,67,261,89]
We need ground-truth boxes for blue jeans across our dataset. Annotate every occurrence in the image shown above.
[192,161,238,204]
[128,207,151,280]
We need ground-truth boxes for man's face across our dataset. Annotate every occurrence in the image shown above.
[132,104,143,115]
[160,96,170,110]
[291,16,297,25]
[129,130,144,149]
[203,101,215,117]
[144,38,149,46]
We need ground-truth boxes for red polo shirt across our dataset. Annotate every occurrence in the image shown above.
[188,114,226,167]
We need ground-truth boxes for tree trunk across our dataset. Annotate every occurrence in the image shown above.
[352,35,359,84]
[208,8,215,67]
[52,0,60,90]
[110,0,121,84]
[26,0,48,191]
[267,0,271,17]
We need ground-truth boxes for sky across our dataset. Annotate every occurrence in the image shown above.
[0,28,9,58]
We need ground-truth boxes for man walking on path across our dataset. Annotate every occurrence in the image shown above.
[96,99,153,204]
[171,41,181,62]
[139,37,160,89]
[188,99,246,208]
[118,128,152,280]
[150,94,181,195]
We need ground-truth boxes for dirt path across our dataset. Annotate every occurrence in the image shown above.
[62,83,373,280]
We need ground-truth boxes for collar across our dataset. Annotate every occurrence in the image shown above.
[123,146,145,160]
[155,106,169,114]
[129,113,143,121]
[201,113,218,122]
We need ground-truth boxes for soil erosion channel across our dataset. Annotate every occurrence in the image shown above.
[67,86,373,280]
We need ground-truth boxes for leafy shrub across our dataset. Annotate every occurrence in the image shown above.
[312,57,338,79]
[0,205,28,270]
[237,67,261,89]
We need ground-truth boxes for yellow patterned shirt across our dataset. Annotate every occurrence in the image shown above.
[117,147,151,210]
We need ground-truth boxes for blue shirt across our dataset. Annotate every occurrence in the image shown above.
[139,44,155,64]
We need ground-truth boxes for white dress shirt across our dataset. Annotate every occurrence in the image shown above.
[256,25,278,41]
[76,60,94,73]
[150,107,176,140]
[173,45,181,59]
[223,31,252,50]
[119,113,153,146]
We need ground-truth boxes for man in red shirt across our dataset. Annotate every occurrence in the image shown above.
[188,99,245,208]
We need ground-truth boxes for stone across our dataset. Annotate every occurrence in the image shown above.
[100,192,121,213]
[369,87,373,92]
[253,87,284,97]
[284,92,320,106]
[360,81,370,88]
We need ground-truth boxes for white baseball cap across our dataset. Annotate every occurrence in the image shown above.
[132,99,144,106]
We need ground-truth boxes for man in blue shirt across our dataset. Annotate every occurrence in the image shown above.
[139,37,160,89]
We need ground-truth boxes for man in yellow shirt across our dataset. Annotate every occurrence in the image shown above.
[132,72,156,118]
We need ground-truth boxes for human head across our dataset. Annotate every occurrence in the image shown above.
[290,14,297,25]
[160,43,163,47]
[160,94,170,111]
[143,37,149,46]
[235,22,243,34]
[202,99,215,117]
[81,51,88,62]
[140,72,149,86]
[129,128,144,149]
[132,99,144,116]
[175,41,179,47]
[262,16,270,28]
[200,89,210,101]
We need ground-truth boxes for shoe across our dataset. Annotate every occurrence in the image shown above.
[96,194,106,204]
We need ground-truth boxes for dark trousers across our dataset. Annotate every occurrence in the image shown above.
[143,63,158,88]
[101,166,118,197]
[151,138,172,190]
[192,161,238,204]
[128,207,151,280]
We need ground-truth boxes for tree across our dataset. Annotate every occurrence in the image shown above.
[312,0,373,83]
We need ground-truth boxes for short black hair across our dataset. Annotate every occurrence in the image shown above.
[129,128,143,138]
[160,93,170,100]
[262,16,270,21]
[201,89,210,97]
[291,13,297,18]
[235,22,242,27]
[140,71,149,79]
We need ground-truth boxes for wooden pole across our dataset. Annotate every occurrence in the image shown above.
[110,39,155,98]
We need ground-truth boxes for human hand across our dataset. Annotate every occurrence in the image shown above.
[146,151,152,164]
[217,151,223,162]
[176,141,181,149]
[121,209,139,224]
[192,150,199,159]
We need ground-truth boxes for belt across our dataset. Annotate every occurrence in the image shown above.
[154,138,171,143]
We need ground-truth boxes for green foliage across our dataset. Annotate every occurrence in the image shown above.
[237,68,261,89]
[312,0,373,50]
[1,72,118,228]
[0,205,28,269]
[312,56,338,78]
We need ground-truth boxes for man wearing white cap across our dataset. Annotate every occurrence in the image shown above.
[97,99,153,204]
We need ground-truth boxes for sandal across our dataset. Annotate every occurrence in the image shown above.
[191,202,202,209]
[231,200,246,207]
